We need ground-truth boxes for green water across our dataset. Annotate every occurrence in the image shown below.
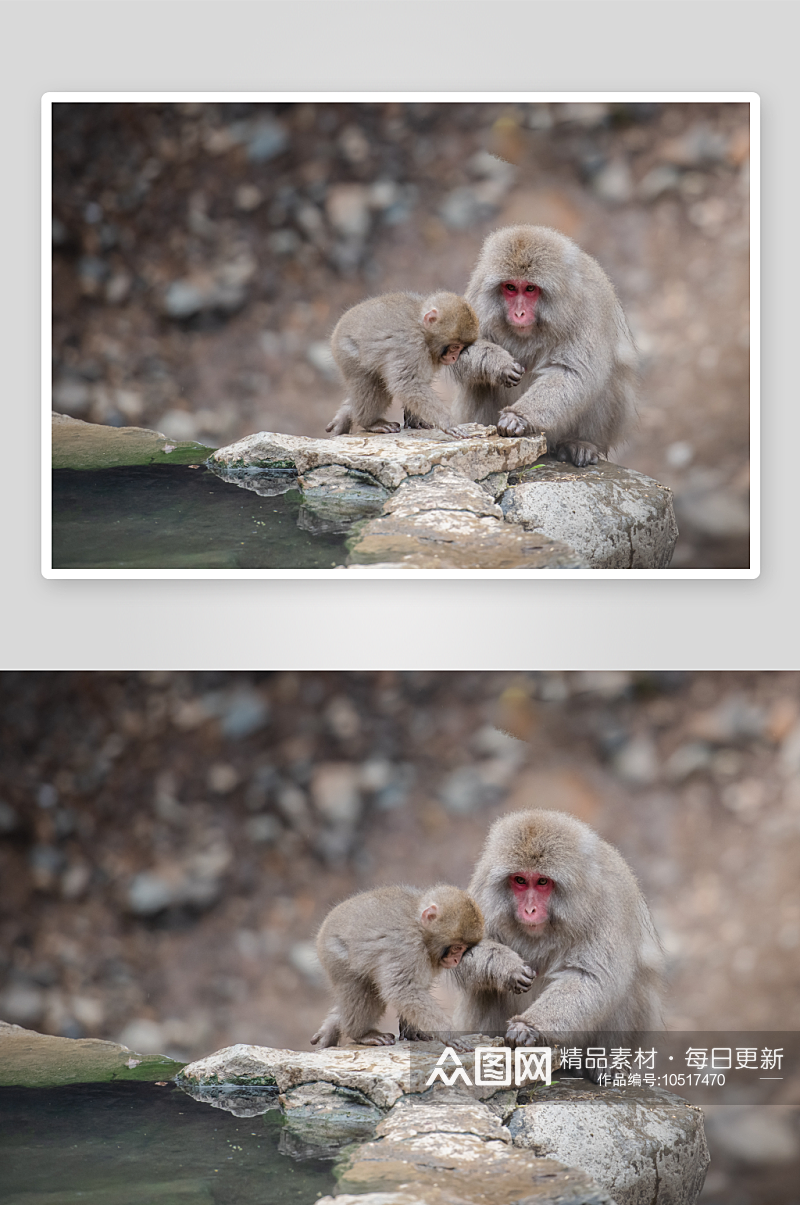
[51,466,349,570]
[0,1082,335,1204]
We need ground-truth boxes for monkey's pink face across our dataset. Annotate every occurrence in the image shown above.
[509,873,553,926]
[440,343,466,366]
[440,943,468,968]
[501,280,541,329]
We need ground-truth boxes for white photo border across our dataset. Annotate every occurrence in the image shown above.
[42,91,760,581]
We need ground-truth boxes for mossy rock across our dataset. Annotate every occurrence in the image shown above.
[0,1021,184,1087]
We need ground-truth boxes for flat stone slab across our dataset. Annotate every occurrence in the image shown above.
[500,461,678,569]
[0,1020,183,1087]
[509,1079,709,1205]
[338,1118,612,1204]
[210,426,548,491]
[179,1042,412,1110]
[178,1040,511,1111]
[52,412,214,470]
[347,466,585,568]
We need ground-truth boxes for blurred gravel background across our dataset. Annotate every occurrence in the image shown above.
[0,671,796,1203]
[51,100,751,569]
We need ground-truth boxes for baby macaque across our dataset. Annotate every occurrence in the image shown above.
[325,291,503,439]
[311,884,487,1049]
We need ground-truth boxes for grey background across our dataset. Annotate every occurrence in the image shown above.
[3,1,793,669]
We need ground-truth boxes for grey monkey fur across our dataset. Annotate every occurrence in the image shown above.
[311,884,484,1049]
[326,291,488,438]
[453,809,663,1065]
[453,225,637,466]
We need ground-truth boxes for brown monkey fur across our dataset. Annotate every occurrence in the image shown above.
[453,225,637,466]
[453,810,663,1069]
[325,292,489,439]
[311,884,489,1050]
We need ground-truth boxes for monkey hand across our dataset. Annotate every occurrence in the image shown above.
[505,1016,546,1048]
[442,425,475,441]
[497,409,530,438]
[507,962,535,994]
[465,342,525,386]
[500,359,525,387]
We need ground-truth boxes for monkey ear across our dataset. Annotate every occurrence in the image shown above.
[420,902,439,924]
[422,308,439,327]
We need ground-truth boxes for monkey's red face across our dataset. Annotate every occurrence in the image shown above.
[501,280,541,329]
[440,943,468,968]
[440,342,466,366]
[509,873,553,926]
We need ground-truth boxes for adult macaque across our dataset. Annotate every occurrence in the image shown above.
[454,225,637,466]
[325,292,509,439]
[311,884,491,1050]
[453,810,663,1066]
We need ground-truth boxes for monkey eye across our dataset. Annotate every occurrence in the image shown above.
[525,284,537,293]
[537,877,549,886]
[502,282,517,293]
[512,875,527,886]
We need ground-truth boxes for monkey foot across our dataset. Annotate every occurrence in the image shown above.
[366,422,402,434]
[310,1028,340,1048]
[403,413,435,430]
[357,1031,396,1046]
[556,440,600,467]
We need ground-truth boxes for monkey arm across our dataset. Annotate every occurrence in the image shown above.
[500,364,589,434]
[509,962,623,1040]
[452,940,534,994]
[452,339,524,388]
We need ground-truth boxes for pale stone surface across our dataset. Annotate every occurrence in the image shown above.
[346,464,585,568]
[297,464,389,535]
[178,1040,509,1109]
[500,461,679,569]
[375,1092,512,1144]
[347,511,584,569]
[279,1080,383,1157]
[509,1080,709,1205]
[211,427,547,491]
[52,412,213,470]
[179,1042,409,1109]
[0,1019,183,1087]
[382,465,504,521]
[316,1196,434,1205]
[339,1124,612,1203]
